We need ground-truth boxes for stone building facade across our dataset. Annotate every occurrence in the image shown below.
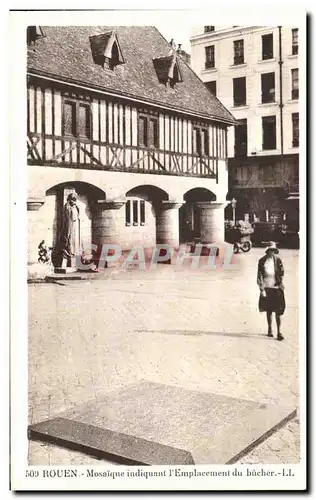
[27,26,236,266]
[190,26,300,229]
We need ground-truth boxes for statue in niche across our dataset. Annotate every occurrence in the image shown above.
[60,192,81,265]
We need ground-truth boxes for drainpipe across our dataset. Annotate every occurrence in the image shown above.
[278,26,285,192]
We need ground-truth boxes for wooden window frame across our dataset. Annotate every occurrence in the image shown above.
[262,115,277,150]
[262,33,274,60]
[125,200,131,226]
[193,125,209,157]
[62,96,92,140]
[205,45,215,69]
[234,119,247,157]
[233,76,247,107]
[132,200,139,226]
[292,113,299,147]
[233,39,244,65]
[125,199,146,226]
[292,28,298,55]
[261,72,276,103]
[140,200,145,225]
[291,68,299,100]
[137,112,159,149]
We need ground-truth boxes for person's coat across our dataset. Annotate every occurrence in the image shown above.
[60,202,80,257]
[257,254,284,292]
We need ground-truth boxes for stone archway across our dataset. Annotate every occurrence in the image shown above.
[180,188,216,243]
[45,181,106,265]
[125,185,170,249]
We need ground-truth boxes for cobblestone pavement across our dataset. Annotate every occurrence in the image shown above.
[28,248,301,465]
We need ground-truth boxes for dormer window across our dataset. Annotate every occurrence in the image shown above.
[153,55,183,88]
[89,31,125,70]
[27,26,45,46]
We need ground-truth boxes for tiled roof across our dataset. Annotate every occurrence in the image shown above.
[27,26,236,124]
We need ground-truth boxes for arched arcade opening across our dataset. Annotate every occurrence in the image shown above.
[125,184,169,250]
[45,181,106,265]
[179,188,216,243]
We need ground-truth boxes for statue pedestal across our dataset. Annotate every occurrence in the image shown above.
[54,257,78,274]
[54,267,78,274]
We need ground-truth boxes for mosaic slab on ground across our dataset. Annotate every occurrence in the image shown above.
[28,381,296,465]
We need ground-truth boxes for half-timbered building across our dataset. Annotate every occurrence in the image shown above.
[27,26,236,265]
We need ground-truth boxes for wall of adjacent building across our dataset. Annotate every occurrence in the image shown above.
[190,26,299,158]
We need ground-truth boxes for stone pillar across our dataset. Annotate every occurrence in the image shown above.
[27,199,45,264]
[197,202,225,243]
[92,200,125,246]
[156,201,183,248]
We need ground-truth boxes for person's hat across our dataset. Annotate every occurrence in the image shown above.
[265,241,279,254]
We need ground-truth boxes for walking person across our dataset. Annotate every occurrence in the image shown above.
[257,242,286,340]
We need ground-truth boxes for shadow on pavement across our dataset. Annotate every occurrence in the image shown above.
[135,330,271,340]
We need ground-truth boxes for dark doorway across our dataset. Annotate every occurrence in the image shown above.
[179,188,216,243]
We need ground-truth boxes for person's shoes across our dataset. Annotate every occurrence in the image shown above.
[277,333,284,341]
[267,330,273,337]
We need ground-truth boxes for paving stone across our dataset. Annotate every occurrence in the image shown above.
[28,249,300,465]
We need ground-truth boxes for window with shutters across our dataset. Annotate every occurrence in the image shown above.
[63,98,91,139]
[262,33,273,60]
[262,115,276,150]
[233,77,246,106]
[138,114,159,148]
[261,72,275,103]
[78,104,91,138]
[148,118,159,148]
[138,116,147,147]
[64,101,76,136]
[193,126,209,156]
